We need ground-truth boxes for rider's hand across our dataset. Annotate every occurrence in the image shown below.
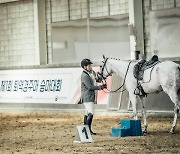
[96,77,102,83]
[96,72,103,83]
[100,84,107,90]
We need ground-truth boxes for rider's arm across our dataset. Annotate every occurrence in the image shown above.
[83,75,103,90]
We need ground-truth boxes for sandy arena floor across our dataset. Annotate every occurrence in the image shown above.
[0,112,180,154]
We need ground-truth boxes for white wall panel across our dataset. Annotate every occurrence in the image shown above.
[150,8,180,58]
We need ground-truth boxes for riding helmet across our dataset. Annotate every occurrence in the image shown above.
[81,59,93,68]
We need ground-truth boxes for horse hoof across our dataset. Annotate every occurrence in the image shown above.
[143,126,148,134]
[170,126,176,134]
[170,130,175,134]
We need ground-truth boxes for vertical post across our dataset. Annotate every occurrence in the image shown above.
[129,0,144,60]
[87,0,90,58]
[68,0,71,20]
[174,0,176,7]
[34,0,47,65]
[108,0,110,16]
[149,0,152,10]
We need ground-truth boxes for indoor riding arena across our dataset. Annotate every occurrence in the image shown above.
[0,0,180,153]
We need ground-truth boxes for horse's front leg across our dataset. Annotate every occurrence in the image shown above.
[129,93,138,120]
[170,103,179,134]
[139,96,148,133]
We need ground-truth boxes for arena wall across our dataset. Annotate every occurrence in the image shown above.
[0,0,180,112]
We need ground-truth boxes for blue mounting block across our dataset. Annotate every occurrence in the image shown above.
[111,120,143,137]
[111,127,130,137]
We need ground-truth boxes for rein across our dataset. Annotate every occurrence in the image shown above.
[100,60,132,93]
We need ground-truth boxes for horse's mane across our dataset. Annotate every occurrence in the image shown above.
[107,57,136,62]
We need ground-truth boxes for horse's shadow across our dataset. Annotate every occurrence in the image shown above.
[144,130,180,136]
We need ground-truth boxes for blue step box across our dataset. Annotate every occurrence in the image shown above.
[111,119,143,137]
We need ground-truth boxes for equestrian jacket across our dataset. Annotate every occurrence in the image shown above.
[81,70,101,103]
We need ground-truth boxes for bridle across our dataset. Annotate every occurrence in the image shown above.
[97,58,132,93]
[98,58,112,80]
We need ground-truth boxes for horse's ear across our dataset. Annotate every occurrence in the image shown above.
[103,55,105,59]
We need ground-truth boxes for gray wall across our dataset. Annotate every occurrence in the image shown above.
[45,0,129,64]
[51,15,130,64]
[150,8,180,58]
[0,0,180,67]
[143,0,180,59]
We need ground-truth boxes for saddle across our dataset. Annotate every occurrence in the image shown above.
[133,55,159,81]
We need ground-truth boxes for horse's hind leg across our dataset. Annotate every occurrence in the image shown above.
[140,96,148,133]
[170,102,179,134]
[168,90,180,133]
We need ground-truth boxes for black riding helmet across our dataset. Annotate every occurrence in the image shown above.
[81,59,93,68]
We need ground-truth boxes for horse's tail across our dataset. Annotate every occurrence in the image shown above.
[178,66,180,73]
[178,66,180,72]
[177,66,180,101]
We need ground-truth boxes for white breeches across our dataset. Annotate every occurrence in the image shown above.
[84,102,94,115]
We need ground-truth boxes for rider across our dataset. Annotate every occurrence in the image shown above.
[81,58,107,135]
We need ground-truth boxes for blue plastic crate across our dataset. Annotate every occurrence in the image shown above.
[131,120,143,136]
[121,120,143,136]
[121,120,131,129]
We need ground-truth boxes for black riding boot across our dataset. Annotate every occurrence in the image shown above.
[87,113,96,135]
[84,115,87,125]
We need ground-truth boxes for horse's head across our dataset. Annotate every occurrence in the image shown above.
[97,55,112,82]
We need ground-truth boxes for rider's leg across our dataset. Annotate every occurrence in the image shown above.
[84,102,96,135]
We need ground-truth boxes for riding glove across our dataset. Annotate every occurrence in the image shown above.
[100,84,107,90]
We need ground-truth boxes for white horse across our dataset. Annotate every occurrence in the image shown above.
[98,55,180,133]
